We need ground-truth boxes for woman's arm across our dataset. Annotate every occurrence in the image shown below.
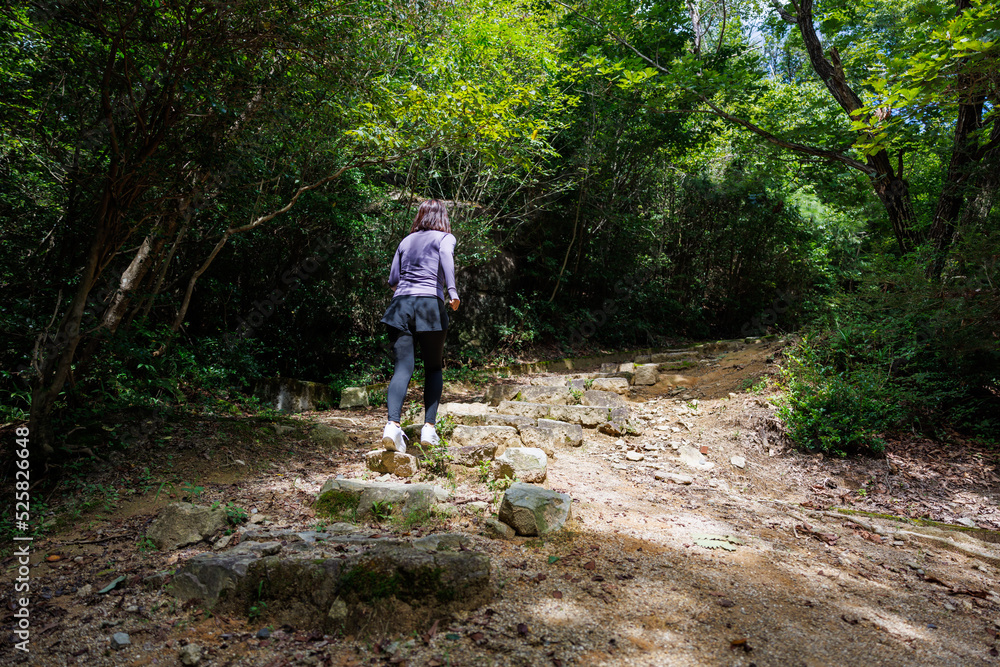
[440,234,459,302]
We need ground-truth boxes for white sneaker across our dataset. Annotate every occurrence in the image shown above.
[382,422,407,454]
[420,423,440,447]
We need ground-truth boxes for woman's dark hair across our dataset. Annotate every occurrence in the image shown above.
[410,199,451,234]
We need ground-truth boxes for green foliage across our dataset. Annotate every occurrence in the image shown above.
[369,500,395,523]
[414,437,453,477]
[777,339,900,456]
[314,490,361,523]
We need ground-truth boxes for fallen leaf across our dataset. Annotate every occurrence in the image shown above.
[422,619,439,644]
[718,599,735,608]
[548,556,560,564]
[517,623,529,636]
[730,638,752,652]
[535,573,547,582]
[584,560,596,570]
[469,632,484,642]
[692,534,740,551]
[46,555,62,562]
[553,591,563,599]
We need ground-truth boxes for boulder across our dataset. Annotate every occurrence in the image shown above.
[339,387,369,408]
[491,447,547,483]
[365,450,419,477]
[618,362,636,373]
[632,363,659,386]
[589,378,629,395]
[311,424,349,448]
[633,354,652,364]
[498,483,572,536]
[147,502,228,551]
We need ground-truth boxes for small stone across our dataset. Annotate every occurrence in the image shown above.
[178,643,202,666]
[110,632,131,650]
[615,439,625,448]
[654,471,693,485]
[485,517,515,540]
[625,451,644,462]
[257,628,272,639]
[124,605,139,613]
[943,602,956,612]
[957,517,977,528]
[679,445,714,471]
[730,456,746,469]
[76,584,93,597]
[466,501,490,513]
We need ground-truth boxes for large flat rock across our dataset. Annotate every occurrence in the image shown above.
[168,532,491,636]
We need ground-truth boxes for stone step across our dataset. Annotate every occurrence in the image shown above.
[444,418,584,464]
[484,384,574,406]
[497,401,620,428]
[581,389,627,407]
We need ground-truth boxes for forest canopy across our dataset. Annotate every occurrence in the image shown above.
[1,0,997,463]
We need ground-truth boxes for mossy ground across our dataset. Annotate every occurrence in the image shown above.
[314,490,361,523]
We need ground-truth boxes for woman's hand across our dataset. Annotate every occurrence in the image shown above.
[449,298,460,311]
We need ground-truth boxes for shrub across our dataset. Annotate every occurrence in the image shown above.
[777,339,902,456]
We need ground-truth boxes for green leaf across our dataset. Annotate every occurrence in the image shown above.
[98,575,127,594]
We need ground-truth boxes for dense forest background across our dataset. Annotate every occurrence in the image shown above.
[1,0,998,464]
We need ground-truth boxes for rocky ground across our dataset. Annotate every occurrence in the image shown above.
[3,338,1000,667]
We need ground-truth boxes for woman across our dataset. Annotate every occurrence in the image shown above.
[380,199,460,454]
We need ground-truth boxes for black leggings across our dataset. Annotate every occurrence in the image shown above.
[386,326,447,424]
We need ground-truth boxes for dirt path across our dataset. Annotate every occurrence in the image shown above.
[4,340,1000,666]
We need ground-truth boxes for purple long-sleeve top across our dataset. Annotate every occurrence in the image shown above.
[388,230,460,302]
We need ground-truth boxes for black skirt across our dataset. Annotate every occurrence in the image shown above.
[380,295,449,334]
